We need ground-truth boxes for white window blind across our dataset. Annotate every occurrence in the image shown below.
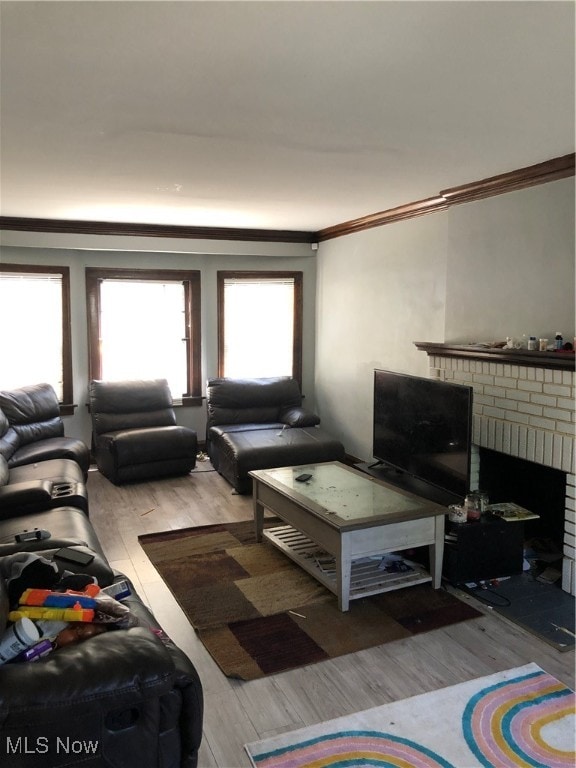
[99,279,187,397]
[223,276,295,378]
[0,272,64,399]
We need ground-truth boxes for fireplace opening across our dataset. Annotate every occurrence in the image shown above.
[479,447,566,560]
[471,447,574,651]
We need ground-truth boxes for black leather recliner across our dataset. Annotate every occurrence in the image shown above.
[89,379,198,485]
[206,376,346,493]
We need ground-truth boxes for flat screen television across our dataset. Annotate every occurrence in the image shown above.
[373,369,473,502]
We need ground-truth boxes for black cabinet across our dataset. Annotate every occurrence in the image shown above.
[443,515,524,585]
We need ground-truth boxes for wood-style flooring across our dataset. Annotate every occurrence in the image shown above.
[87,462,576,768]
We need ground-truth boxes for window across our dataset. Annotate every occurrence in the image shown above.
[218,271,302,384]
[0,264,73,408]
[86,268,202,404]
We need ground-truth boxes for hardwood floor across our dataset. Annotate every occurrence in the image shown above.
[87,463,575,768]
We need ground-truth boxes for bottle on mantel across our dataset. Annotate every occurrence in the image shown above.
[527,336,537,351]
[555,332,563,350]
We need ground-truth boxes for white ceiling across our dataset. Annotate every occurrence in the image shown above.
[1,1,574,233]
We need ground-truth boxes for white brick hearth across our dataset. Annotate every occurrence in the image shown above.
[427,353,575,595]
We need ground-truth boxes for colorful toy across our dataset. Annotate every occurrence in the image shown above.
[8,606,95,623]
[19,588,98,609]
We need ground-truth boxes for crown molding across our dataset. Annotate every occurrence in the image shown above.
[1,153,573,246]
[0,216,316,244]
[316,196,449,242]
[317,152,575,242]
[440,153,575,206]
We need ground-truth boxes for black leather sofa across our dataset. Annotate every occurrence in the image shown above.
[206,376,346,493]
[0,570,204,768]
[0,384,89,520]
[0,383,90,480]
[0,387,204,767]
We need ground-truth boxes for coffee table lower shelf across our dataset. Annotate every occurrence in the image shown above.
[263,524,433,604]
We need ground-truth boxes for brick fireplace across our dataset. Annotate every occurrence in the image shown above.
[416,343,575,595]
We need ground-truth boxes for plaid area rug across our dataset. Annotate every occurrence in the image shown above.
[138,518,482,680]
[245,663,576,767]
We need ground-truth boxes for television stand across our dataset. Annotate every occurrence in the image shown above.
[356,462,461,508]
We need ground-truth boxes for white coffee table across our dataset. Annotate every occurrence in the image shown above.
[250,461,446,611]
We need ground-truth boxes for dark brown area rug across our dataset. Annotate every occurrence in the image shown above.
[138,518,482,680]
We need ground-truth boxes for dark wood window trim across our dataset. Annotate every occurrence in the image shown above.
[217,271,303,388]
[0,263,74,411]
[85,267,202,405]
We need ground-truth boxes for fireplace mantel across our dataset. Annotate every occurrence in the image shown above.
[415,342,575,370]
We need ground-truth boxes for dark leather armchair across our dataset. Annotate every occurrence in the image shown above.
[89,379,198,485]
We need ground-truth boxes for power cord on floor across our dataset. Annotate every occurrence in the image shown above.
[190,451,217,473]
[460,581,512,608]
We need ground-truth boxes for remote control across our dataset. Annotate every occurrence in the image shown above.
[295,473,312,482]
[15,529,51,543]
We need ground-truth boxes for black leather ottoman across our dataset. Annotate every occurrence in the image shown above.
[216,426,346,494]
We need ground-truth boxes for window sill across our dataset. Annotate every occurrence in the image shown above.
[175,396,205,408]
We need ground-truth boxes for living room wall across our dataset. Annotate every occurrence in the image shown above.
[314,176,575,463]
[1,176,573,460]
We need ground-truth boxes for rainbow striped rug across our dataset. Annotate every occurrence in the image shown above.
[245,663,575,767]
